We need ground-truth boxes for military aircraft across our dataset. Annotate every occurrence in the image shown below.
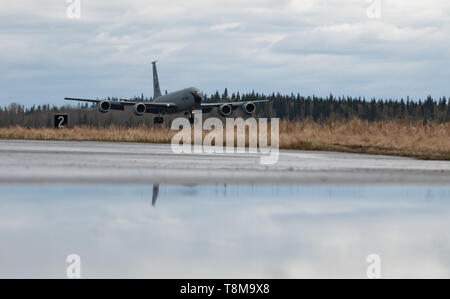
[65,61,270,124]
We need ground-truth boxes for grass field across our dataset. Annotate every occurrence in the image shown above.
[1,119,449,160]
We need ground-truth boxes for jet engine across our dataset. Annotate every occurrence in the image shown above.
[133,103,146,116]
[242,102,256,115]
[98,101,111,113]
[218,104,232,117]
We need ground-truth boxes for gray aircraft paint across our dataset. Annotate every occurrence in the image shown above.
[64,61,269,117]
[152,87,202,112]
[152,61,162,99]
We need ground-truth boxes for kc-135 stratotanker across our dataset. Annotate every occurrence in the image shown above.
[65,61,270,124]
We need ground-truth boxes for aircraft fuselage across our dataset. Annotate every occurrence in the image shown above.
[151,87,203,114]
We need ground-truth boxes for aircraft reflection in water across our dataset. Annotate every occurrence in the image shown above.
[150,184,229,207]
[152,184,159,206]
[1,184,449,278]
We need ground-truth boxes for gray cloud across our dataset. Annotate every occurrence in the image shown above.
[1,0,450,106]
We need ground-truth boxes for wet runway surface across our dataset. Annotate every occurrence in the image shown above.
[0,139,449,184]
[1,140,450,278]
[1,184,450,278]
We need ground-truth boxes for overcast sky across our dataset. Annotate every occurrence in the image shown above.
[1,0,449,106]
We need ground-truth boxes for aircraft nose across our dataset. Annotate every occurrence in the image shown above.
[192,91,203,103]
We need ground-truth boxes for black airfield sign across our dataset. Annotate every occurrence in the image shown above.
[54,114,68,128]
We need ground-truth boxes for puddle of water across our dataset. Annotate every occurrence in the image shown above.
[0,184,449,278]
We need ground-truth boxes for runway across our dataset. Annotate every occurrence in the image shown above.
[0,139,449,184]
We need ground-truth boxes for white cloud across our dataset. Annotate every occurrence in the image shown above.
[210,22,242,31]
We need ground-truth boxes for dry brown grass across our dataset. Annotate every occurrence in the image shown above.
[279,120,450,160]
[0,126,175,144]
[1,119,450,160]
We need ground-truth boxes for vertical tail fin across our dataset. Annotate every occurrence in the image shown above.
[152,61,162,99]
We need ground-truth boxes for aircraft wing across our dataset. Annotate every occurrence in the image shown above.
[64,97,136,105]
[64,97,177,114]
[144,102,177,108]
[64,97,104,103]
[64,98,176,107]
[200,100,270,107]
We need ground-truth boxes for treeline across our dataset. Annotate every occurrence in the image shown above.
[1,91,450,128]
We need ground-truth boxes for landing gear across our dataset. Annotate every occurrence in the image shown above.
[186,110,195,124]
[154,116,164,124]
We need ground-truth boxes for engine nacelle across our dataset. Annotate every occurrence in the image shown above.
[133,103,146,116]
[218,104,232,117]
[242,102,256,115]
[98,101,111,113]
